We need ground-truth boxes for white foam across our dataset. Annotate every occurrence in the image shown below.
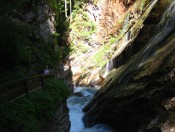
[67,87,114,132]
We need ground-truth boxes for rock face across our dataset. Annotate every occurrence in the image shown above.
[8,3,70,131]
[41,103,70,132]
[13,3,56,44]
[100,0,172,73]
[95,0,135,43]
[70,0,157,86]
[38,5,56,43]
[83,1,175,131]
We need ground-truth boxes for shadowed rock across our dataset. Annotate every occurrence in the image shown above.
[83,1,175,131]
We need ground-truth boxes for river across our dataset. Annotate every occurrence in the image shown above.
[67,86,114,132]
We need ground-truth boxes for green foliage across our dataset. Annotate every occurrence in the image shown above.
[71,42,88,54]
[70,0,96,56]
[0,16,33,83]
[46,0,71,57]
[56,18,69,45]
[73,0,89,9]
[30,79,70,121]
[0,98,39,132]
[109,36,119,45]
[0,79,70,132]
[30,91,56,120]
[0,0,71,84]
[0,16,62,84]
[0,0,80,79]
[45,79,71,103]
[0,16,32,66]
[91,45,111,67]
[44,0,70,46]
[48,0,59,10]
[70,10,96,39]
[31,39,61,72]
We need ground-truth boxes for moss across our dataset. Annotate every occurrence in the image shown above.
[70,42,88,54]
[90,45,111,67]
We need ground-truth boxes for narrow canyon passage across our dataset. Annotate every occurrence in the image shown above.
[67,87,114,132]
[1,0,174,132]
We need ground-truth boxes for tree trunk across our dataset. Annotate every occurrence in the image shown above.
[65,0,68,18]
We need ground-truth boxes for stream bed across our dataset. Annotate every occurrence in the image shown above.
[67,86,114,132]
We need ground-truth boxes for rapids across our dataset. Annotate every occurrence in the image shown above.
[67,87,114,132]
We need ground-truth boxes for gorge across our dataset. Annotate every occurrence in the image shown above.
[1,0,175,132]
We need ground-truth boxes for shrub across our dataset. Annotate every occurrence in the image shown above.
[0,79,70,132]
[0,98,39,132]
[45,79,71,105]
[29,91,56,121]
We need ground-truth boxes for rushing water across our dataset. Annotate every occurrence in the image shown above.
[103,60,114,77]
[67,87,114,132]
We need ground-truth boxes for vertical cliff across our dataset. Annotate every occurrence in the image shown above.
[69,0,158,86]
[0,0,70,83]
[0,1,71,131]
[95,0,135,43]
[83,1,175,131]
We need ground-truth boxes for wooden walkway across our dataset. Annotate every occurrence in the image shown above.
[0,68,72,102]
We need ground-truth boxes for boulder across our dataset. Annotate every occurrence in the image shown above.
[73,92,83,97]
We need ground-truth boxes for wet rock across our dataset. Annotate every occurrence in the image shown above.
[41,103,70,132]
[83,1,175,130]
[160,119,175,132]
[163,97,175,111]
[90,74,105,86]
[73,92,83,97]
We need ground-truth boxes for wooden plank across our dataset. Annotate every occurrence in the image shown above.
[0,72,59,102]
[0,83,25,102]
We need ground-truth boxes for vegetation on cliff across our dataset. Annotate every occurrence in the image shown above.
[0,79,70,132]
[70,0,160,86]
[0,1,71,131]
[0,0,70,84]
[1,0,175,131]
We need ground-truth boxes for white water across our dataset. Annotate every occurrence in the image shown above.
[67,86,114,132]
[103,60,114,78]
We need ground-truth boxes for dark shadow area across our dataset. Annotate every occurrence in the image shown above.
[0,0,72,84]
[0,1,73,132]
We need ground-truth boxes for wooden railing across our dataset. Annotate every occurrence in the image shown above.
[0,74,49,102]
[0,68,72,102]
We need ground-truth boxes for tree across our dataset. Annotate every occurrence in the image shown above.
[65,0,68,18]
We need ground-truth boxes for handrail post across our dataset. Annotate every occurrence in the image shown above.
[24,78,29,97]
[41,75,44,90]
[55,71,57,78]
